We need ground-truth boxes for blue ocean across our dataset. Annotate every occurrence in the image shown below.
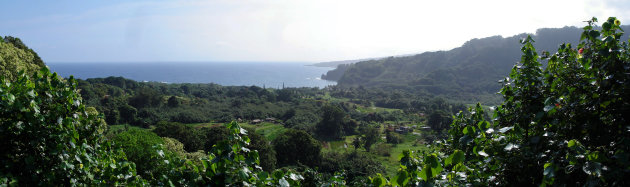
[47,62,336,88]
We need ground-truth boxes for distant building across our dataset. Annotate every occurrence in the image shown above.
[265,117,276,122]
[395,126,412,134]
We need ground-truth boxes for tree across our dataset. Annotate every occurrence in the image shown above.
[386,131,403,144]
[153,121,205,152]
[129,87,162,108]
[342,119,359,136]
[362,125,380,152]
[244,127,277,171]
[367,17,630,186]
[427,110,452,132]
[273,129,322,168]
[118,104,137,124]
[352,137,362,150]
[276,89,295,102]
[112,129,165,180]
[167,96,180,107]
[200,126,229,152]
[199,122,304,186]
[319,151,385,184]
[316,105,345,139]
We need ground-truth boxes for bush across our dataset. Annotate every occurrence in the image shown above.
[273,129,322,168]
[112,129,165,179]
[170,110,208,123]
[153,121,205,152]
[367,17,630,187]
[319,151,385,184]
[0,68,139,185]
[374,143,392,157]
[386,131,404,144]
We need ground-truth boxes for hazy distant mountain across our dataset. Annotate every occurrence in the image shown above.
[326,26,630,104]
[310,59,369,68]
[311,53,419,68]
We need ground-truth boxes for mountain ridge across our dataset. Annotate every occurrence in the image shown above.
[324,26,630,104]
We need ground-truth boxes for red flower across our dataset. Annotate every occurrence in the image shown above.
[578,48,584,54]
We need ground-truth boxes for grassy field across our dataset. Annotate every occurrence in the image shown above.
[379,133,432,175]
[108,124,151,132]
[188,122,287,141]
[240,122,287,141]
[321,127,431,176]
[317,92,350,102]
[355,105,402,113]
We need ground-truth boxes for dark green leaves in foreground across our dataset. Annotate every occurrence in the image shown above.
[368,17,630,186]
[0,68,303,186]
[0,68,140,185]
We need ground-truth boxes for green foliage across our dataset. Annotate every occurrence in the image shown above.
[0,68,140,185]
[370,17,630,186]
[129,87,162,108]
[118,104,137,124]
[352,136,362,150]
[243,127,277,171]
[331,25,630,104]
[427,110,452,132]
[112,129,165,180]
[386,131,403,144]
[153,121,206,152]
[374,143,393,157]
[319,151,385,184]
[317,104,346,139]
[362,125,380,152]
[167,95,180,107]
[2,36,45,67]
[321,63,351,81]
[0,37,43,81]
[0,38,322,186]
[273,129,322,168]
[77,78,328,126]
[198,122,303,186]
[162,137,188,158]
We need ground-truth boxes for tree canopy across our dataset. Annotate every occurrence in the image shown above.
[0,36,44,81]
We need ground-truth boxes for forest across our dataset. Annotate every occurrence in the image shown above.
[323,25,630,105]
[1,17,629,186]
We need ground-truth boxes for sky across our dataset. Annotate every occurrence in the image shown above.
[1,0,629,63]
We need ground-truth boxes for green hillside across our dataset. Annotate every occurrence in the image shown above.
[0,36,46,80]
[327,26,630,104]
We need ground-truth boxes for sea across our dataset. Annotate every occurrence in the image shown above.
[47,62,337,88]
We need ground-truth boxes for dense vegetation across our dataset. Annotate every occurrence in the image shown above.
[362,17,630,186]
[327,25,630,105]
[0,68,140,185]
[0,36,45,81]
[321,63,351,81]
[2,17,629,186]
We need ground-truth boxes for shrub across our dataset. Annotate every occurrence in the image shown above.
[374,143,392,157]
[386,131,404,144]
[0,68,139,185]
[367,17,630,187]
[112,129,164,180]
[273,129,322,168]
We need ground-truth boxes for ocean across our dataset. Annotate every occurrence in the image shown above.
[47,62,337,88]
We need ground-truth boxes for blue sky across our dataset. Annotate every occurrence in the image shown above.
[2,0,629,63]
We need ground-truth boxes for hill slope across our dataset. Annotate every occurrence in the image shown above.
[327,26,630,104]
[0,36,46,80]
